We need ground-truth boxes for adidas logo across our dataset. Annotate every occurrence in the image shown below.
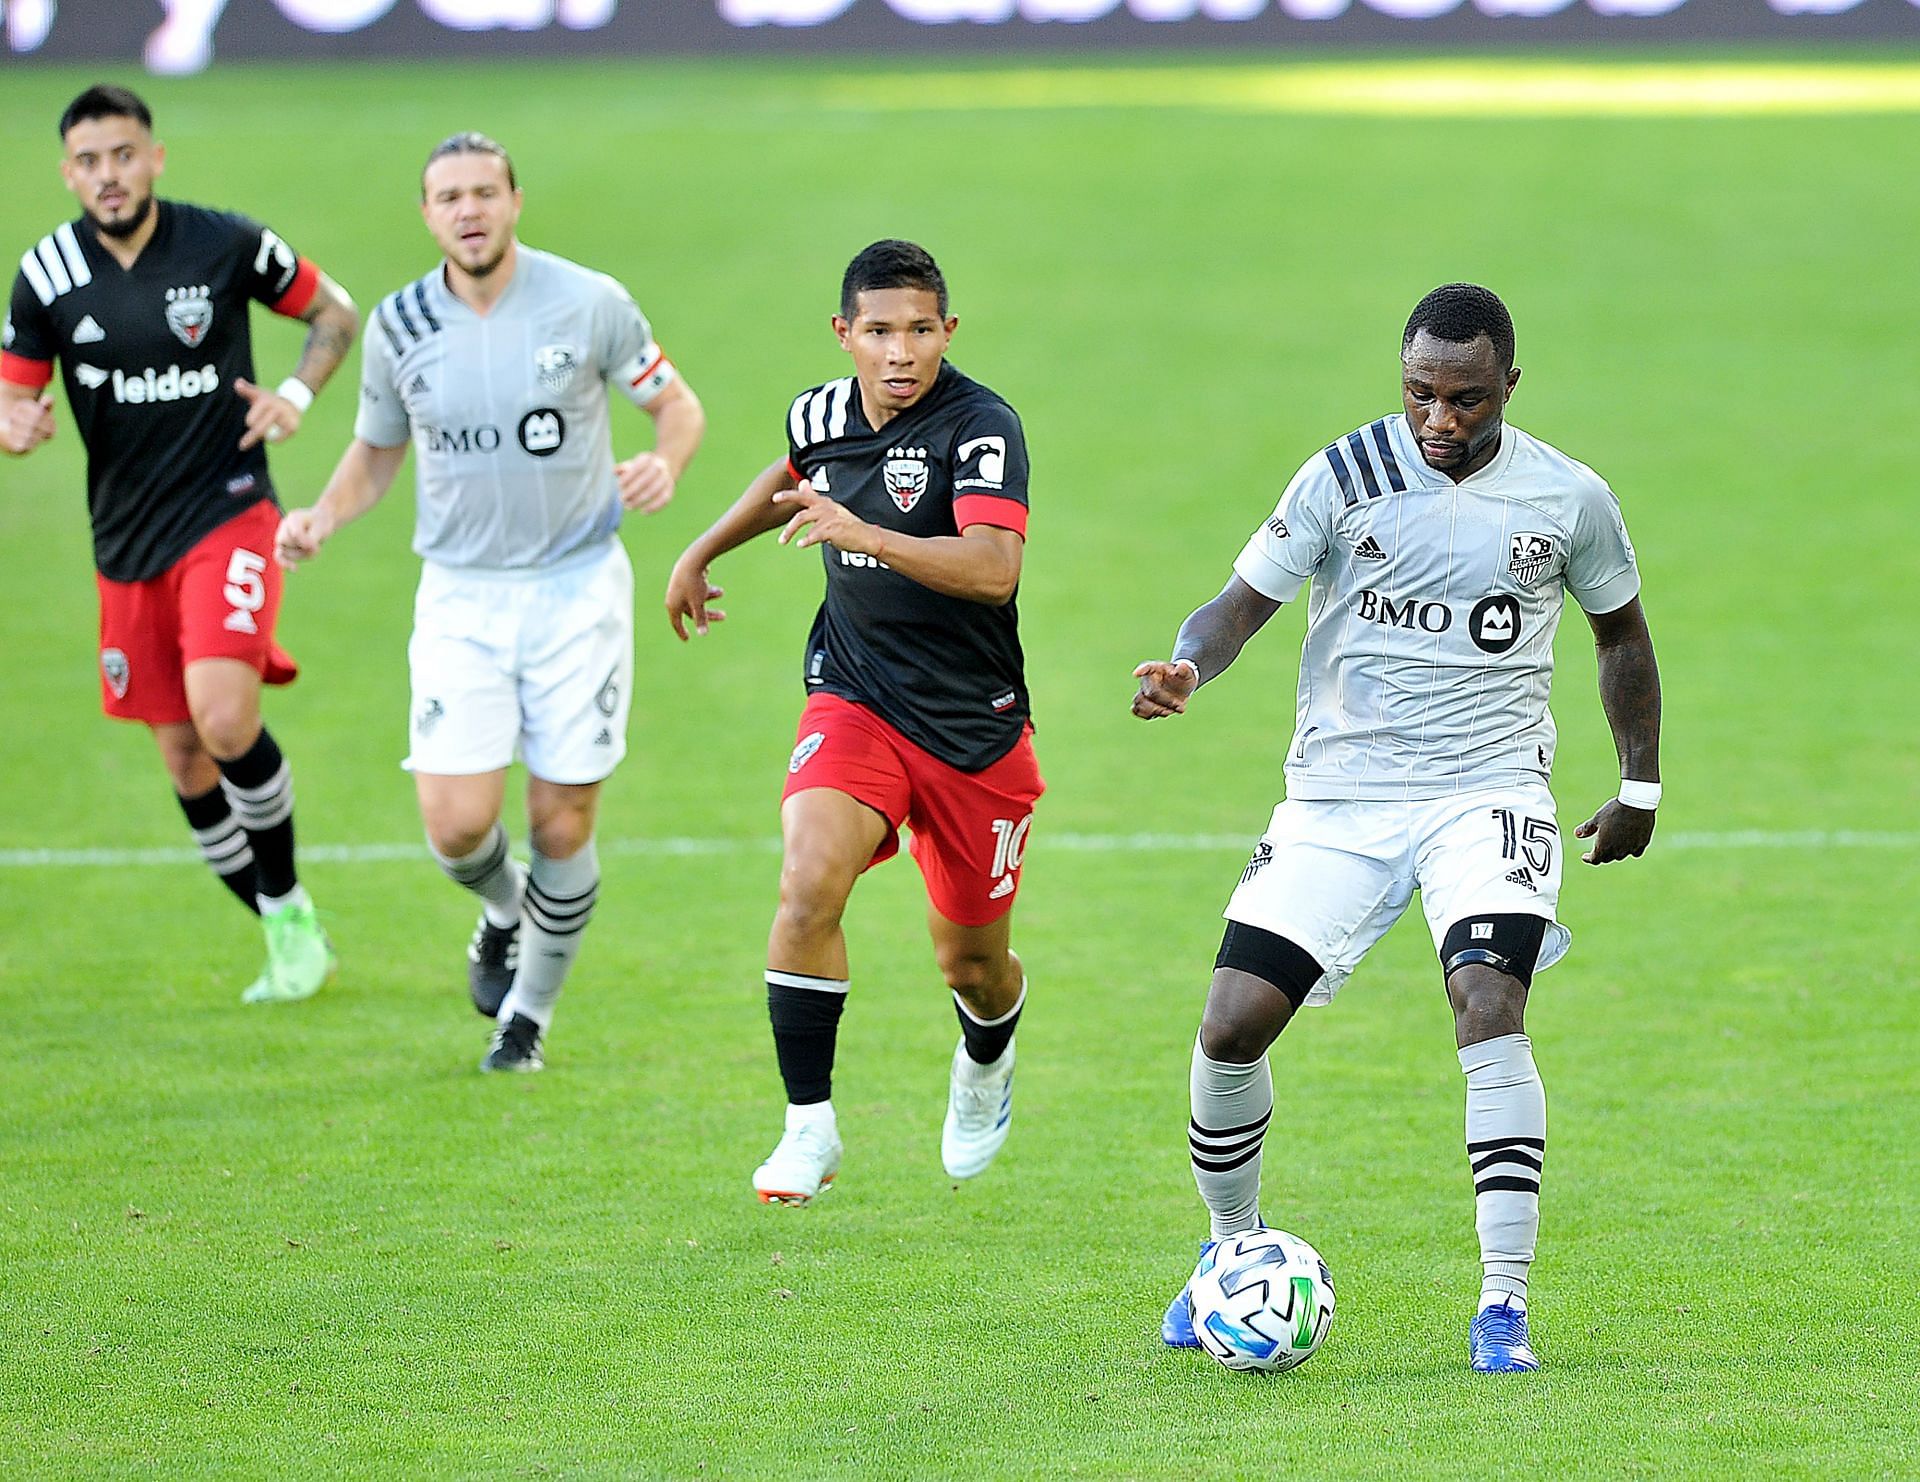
[988,874,1016,900]
[593,727,613,746]
[74,363,108,390]
[1353,534,1388,561]
[1504,867,1536,888]
[405,373,430,396]
[73,315,106,344]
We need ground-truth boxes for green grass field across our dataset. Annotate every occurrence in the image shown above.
[3,56,1917,1478]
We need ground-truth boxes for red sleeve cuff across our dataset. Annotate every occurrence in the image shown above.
[0,352,53,390]
[786,456,804,482]
[954,493,1028,537]
[270,257,321,318]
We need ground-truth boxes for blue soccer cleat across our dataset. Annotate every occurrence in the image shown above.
[1161,1239,1218,1348]
[1469,1299,1541,1373]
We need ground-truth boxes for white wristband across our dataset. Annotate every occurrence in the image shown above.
[276,376,315,414]
[1618,779,1662,811]
[1170,657,1202,686]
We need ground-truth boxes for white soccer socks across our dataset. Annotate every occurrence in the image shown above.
[497,840,599,1030]
[1460,1032,1546,1312]
[1189,1036,1273,1240]
[432,821,524,928]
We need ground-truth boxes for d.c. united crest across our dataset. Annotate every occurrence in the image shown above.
[164,285,213,348]
[883,447,929,513]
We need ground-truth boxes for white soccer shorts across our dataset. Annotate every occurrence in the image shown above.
[1222,782,1573,1006]
[404,539,634,784]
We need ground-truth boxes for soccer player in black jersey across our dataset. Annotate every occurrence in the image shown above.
[1,85,360,1003]
[667,240,1041,1204]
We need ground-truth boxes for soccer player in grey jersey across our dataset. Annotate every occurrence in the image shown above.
[275,132,705,1071]
[1134,285,1662,1373]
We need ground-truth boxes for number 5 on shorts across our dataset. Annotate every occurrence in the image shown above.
[223,548,268,635]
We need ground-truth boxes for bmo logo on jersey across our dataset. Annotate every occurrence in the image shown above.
[110,363,221,405]
[518,408,566,457]
[1356,589,1452,634]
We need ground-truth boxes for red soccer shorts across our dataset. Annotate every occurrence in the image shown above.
[94,499,298,725]
[781,692,1045,927]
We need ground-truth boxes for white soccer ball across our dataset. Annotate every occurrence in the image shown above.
[1188,1227,1335,1373]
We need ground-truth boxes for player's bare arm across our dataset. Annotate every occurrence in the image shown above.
[1573,595,1662,865]
[235,273,359,452]
[773,480,1022,606]
[665,456,800,640]
[1132,575,1284,719]
[616,377,705,515]
[0,383,56,456]
[274,438,409,568]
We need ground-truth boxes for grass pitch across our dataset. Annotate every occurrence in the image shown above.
[2,57,1917,1479]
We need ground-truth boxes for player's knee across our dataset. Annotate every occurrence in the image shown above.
[153,726,215,793]
[1201,923,1320,1061]
[774,861,851,944]
[423,813,497,861]
[1440,914,1546,1011]
[934,942,1003,998]
[529,813,592,860]
[189,701,260,762]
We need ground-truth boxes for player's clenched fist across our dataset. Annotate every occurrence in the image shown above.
[616,451,675,513]
[1,394,56,455]
[1572,799,1657,866]
[274,506,335,569]
[774,481,882,555]
[1132,659,1200,720]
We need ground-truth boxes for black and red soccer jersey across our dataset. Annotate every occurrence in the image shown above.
[3,201,321,582]
[784,361,1032,772]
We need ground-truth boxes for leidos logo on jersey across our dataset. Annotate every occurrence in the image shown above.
[107,363,221,405]
[883,446,929,512]
[164,285,214,348]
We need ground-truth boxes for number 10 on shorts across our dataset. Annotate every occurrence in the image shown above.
[989,814,1033,881]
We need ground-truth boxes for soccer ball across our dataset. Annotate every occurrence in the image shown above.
[1187,1227,1335,1373]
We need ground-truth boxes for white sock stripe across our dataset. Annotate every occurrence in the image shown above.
[197,833,253,868]
[228,795,295,831]
[220,762,292,804]
[952,977,1027,1029]
[766,970,851,994]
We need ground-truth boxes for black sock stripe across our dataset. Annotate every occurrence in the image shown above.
[1189,1129,1266,1160]
[1466,1135,1546,1154]
[1191,1145,1265,1174]
[1190,1111,1273,1140]
[1475,1175,1542,1195]
[526,901,597,932]
[1471,1149,1544,1175]
[527,881,598,909]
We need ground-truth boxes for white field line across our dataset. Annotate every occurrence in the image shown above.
[2,829,1916,871]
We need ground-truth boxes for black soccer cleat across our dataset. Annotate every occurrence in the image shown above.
[480,1013,544,1073]
[467,915,520,1018]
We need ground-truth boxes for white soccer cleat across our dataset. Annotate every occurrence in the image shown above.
[942,1037,1015,1180]
[752,1113,842,1206]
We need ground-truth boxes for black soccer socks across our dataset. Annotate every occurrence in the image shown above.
[766,971,850,1106]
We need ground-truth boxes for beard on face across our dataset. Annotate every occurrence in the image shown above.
[94,191,154,240]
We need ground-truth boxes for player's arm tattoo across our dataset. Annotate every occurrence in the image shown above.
[1588,596,1662,780]
[1171,576,1284,685]
[291,274,360,392]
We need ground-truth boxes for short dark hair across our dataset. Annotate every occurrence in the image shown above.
[59,84,152,140]
[840,239,947,321]
[421,131,516,195]
[1403,283,1515,372]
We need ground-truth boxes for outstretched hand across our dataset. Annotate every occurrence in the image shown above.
[664,556,726,641]
[235,377,302,450]
[773,481,882,555]
[1573,799,1656,864]
[1132,660,1199,720]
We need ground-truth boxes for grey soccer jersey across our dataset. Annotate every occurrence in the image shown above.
[354,245,676,571]
[1234,414,1639,802]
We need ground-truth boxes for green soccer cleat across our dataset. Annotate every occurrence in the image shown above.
[243,900,337,1004]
